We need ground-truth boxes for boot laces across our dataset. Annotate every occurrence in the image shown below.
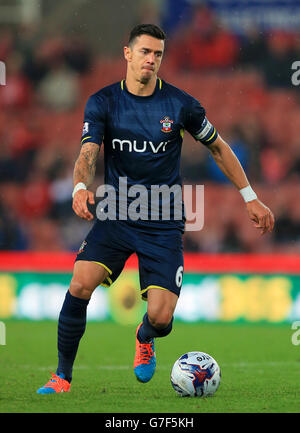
[44,372,64,389]
[139,342,154,364]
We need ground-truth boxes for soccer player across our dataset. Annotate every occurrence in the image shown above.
[37,24,274,393]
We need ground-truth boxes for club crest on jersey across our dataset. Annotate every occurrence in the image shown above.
[160,116,173,133]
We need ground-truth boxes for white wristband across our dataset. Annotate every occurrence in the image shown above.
[239,185,257,203]
[72,182,87,198]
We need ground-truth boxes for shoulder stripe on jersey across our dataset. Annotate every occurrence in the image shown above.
[81,136,92,144]
[121,79,124,90]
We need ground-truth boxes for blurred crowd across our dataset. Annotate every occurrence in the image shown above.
[0,4,300,254]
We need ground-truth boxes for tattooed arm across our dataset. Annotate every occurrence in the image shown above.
[72,142,100,221]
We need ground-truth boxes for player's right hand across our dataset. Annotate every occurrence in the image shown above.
[246,199,275,235]
[72,189,95,221]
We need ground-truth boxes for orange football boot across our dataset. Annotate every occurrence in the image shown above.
[37,372,71,394]
[134,323,156,383]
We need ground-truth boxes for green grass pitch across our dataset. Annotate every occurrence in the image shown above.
[0,321,299,413]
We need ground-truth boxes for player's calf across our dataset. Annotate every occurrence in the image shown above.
[138,312,173,342]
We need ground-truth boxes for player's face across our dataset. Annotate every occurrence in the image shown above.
[124,35,164,84]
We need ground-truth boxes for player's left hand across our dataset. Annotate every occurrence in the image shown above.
[246,199,275,235]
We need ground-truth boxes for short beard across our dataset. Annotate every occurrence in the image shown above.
[139,75,151,85]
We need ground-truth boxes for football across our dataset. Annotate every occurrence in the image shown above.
[170,351,221,397]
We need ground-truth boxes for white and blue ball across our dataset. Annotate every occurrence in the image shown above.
[170,351,221,397]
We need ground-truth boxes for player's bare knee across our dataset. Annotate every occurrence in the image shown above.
[148,310,172,330]
[148,298,175,329]
[147,288,178,329]
[69,279,94,300]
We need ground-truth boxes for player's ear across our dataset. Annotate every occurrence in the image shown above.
[124,46,132,62]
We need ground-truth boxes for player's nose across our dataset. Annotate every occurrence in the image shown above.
[146,52,155,64]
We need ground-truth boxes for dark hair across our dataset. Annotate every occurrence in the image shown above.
[128,24,166,46]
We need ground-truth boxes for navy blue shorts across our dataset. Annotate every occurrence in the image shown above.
[75,220,184,300]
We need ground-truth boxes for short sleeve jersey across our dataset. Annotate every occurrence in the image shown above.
[81,78,218,231]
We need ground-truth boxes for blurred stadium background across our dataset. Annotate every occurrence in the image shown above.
[0,0,300,326]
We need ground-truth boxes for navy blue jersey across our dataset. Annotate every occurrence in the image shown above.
[80,78,218,231]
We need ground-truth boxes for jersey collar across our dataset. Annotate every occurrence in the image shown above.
[121,78,162,99]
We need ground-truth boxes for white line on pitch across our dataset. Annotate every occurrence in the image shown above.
[18,361,300,371]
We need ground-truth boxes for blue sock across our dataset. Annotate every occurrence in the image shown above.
[56,290,89,383]
[137,313,173,343]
